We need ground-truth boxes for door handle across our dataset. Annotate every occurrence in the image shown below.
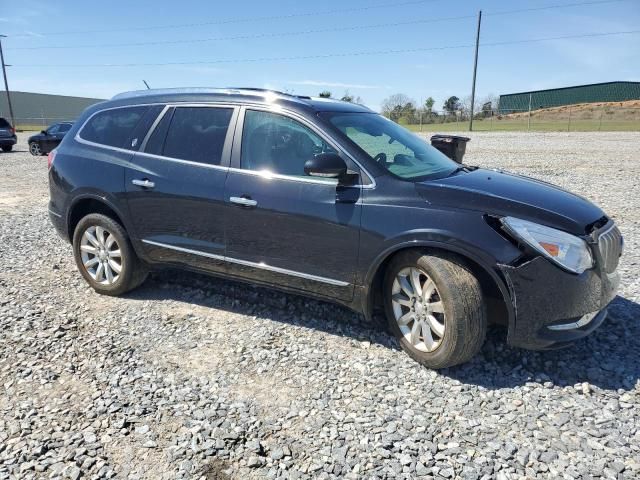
[132,179,155,189]
[230,196,257,207]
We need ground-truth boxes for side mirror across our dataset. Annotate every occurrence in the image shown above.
[304,153,347,179]
[41,130,47,135]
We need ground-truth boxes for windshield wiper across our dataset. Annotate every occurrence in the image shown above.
[445,165,467,177]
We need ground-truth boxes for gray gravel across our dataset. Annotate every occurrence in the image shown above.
[1,131,639,479]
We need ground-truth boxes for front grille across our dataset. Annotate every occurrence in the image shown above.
[598,225,623,273]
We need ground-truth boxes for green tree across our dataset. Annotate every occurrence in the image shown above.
[424,97,435,115]
[381,93,417,122]
[341,91,354,103]
[443,96,460,116]
[319,91,332,98]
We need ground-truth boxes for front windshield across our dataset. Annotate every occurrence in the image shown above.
[321,112,457,180]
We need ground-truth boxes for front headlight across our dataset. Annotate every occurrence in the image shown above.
[501,216,593,274]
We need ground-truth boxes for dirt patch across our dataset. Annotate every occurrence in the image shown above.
[198,459,233,480]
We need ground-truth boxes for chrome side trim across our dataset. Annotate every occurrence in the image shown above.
[142,239,349,287]
[142,239,225,261]
[48,208,62,218]
[75,135,139,156]
[226,167,338,186]
[133,150,229,171]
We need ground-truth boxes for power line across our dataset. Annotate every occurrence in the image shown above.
[485,0,628,17]
[6,0,440,38]
[5,0,628,51]
[5,0,627,41]
[10,30,640,68]
[7,14,477,51]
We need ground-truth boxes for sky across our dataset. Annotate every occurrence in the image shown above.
[0,0,639,111]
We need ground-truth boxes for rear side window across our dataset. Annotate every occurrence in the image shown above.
[154,107,233,165]
[144,108,174,156]
[58,123,72,133]
[125,105,163,150]
[80,106,149,148]
[0,118,10,128]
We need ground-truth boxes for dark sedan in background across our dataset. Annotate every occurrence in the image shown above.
[29,122,74,156]
[0,117,17,152]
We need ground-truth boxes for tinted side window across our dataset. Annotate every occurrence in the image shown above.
[80,106,149,148]
[144,108,174,156]
[125,105,163,150]
[0,118,11,128]
[241,110,335,177]
[47,125,60,134]
[58,123,72,133]
[160,107,233,165]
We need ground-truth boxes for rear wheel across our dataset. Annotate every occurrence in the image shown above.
[2,145,12,152]
[384,250,486,369]
[29,142,41,156]
[72,213,147,296]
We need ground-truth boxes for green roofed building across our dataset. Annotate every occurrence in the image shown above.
[498,81,640,113]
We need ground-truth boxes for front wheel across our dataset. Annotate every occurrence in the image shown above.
[29,142,41,156]
[72,213,148,296]
[384,250,486,369]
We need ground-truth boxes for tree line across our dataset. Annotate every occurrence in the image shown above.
[380,93,499,124]
[316,90,499,124]
[318,90,364,105]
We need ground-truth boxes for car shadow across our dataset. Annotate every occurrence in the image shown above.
[127,269,399,350]
[127,269,639,392]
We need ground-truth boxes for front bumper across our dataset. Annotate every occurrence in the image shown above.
[500,255,619,350]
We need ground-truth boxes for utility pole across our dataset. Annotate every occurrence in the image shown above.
[0,35,16,128]
[468,10,482,132]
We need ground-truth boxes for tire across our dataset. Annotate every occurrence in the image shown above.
[29,142,41,156]
[2,145,12,152]
[383,250,486,369]
[72,213,148,296]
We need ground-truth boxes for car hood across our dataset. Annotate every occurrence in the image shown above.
[28,133,45,142]
[416,168,605,235]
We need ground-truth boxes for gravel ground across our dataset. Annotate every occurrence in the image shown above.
[1,131,639,480]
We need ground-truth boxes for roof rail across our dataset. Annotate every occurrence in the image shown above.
[110,87,310,104]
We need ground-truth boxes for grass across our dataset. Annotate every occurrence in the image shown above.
[15,125,47,132]
[404,119,640,132]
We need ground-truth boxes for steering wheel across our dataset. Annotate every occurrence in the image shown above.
[373,152,387,165]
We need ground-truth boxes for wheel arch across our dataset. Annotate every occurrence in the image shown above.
[363,241,514,330]
[66,195,129,243]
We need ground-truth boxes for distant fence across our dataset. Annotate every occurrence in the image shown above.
[13,117,76,131]
[12,105,640,133]
[399,104,640,132]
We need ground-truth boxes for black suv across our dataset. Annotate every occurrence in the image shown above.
[0,117,17,152]
[48,88,622,368]
[28,122,74,156]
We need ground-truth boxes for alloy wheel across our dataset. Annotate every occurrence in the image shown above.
[29,143,41,156]
[391,267,446,352]
[80,225,122,285]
